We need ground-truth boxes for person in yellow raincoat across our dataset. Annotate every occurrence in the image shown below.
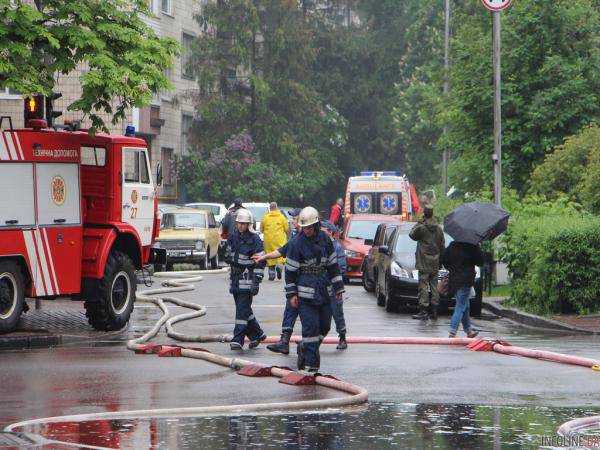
[260,202,289,280]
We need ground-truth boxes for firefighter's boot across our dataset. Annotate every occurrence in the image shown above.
[429,304,438,321]
[412,307,429,320]
[267,331,291,355]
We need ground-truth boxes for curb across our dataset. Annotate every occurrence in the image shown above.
[483,297,598,335]
[0,333,61,350]
[0,328,128,351]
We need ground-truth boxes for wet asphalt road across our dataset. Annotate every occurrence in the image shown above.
[1,272,599,444]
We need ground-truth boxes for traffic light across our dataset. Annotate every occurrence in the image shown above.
[45,92,62,127]
[24,95,45,122]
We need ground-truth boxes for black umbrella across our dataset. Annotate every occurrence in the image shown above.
[443,202,510,245]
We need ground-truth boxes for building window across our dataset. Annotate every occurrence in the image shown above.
[161,147,174,186]
[181,114,193,156]
[161,0,172,15]
[161,68,173,101]
[0,87,21,99]
[182,33,195,79]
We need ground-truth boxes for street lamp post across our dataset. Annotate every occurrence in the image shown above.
[481,0,511,207]
[442,0,451,195]
[492,10,502,207]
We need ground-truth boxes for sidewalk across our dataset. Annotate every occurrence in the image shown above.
[483,297,600,334]
[0,298,126,350]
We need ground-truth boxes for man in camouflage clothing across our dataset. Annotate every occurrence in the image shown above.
[409,205,445,320]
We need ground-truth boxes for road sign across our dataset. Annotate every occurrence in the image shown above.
[481,0,511,11]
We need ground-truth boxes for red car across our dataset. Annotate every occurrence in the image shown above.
[341,214,402,281]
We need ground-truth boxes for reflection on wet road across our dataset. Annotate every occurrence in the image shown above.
[2,274,600,448]
[27,403,600,449]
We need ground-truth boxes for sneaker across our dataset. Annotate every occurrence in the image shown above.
[249,333,267,349]
[230,341,243,350]
[448,331,457,338]
[467,330,479,338]
[336,334,348,350]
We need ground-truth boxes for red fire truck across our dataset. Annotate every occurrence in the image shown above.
[0,119,164,333]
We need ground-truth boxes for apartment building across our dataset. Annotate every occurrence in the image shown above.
[0,0,205,202]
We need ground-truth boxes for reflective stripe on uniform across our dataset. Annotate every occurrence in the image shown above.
[248,314,255,321]
[300,258,317,267]
[235,319,247,325]
[298,286,315,294]
[303,336,321,343]
[236,259,255,266]
[327,253,337,264]
[286,258,300,268]
[331,275,343,284]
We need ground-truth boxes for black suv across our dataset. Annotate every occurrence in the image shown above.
[369,222,483,316]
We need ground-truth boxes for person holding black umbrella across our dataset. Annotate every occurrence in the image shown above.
[441,241,483,338]
[442,202,510,338]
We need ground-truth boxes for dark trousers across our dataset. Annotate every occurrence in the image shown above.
[232,292,263,344]
[299,301,332,371]
[282,297,346,336]
[331,299,346,334]
[281,299,300,333]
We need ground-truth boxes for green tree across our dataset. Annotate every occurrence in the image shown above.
[530,124,600,213]
[0,0,178,131]
[185,0,345,203]
[444,0,600,193]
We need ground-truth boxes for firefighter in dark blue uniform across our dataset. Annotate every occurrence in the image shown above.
[224,208,267,350]
[284,206,344,374]
[253,208,302,355]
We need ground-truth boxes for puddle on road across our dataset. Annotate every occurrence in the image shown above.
[27,403,600,449]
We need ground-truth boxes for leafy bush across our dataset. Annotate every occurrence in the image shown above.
[529,124,600,213]
[501,203,600,315]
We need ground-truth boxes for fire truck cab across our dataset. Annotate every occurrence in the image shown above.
[0,120,163,333]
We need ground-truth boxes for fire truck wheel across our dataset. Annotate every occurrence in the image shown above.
[0,261,25,334]
[85,251,136,331]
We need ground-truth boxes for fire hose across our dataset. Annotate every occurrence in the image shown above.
[4,269,600,449]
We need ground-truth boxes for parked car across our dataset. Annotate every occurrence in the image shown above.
[154,208,220,271]
[373,222,483,315]
[340,214,401,282]
[158,203,181,219]
[185,202,228,224]
[362,222,400,292]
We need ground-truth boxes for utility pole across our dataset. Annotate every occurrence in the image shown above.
[442,0,451,195]
[492,10,502,207]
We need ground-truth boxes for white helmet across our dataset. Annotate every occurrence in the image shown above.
[298,206,320,228]
[235,208,253,224]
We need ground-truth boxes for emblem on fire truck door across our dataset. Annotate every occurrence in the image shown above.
[131,190,139,204]
[51,176,66,206]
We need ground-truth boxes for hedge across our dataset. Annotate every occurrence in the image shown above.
[502,215,600,315]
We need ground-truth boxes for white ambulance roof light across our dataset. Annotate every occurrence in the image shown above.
[359,171,399,177]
